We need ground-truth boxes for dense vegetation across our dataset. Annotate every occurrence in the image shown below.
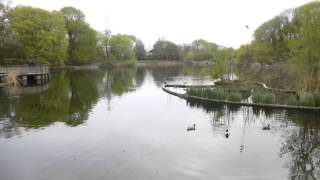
[236,1,320,68]
[235,1,320,96]
[1,0,320,85]
[0,2,139,66]
[187,87,243,102]
[0,0,233,66]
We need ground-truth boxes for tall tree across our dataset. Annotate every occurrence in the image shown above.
[8,6,67,66]
[0,0,12,63]
[61,7,97,65]
[151,39,181,60]
[290,2,320,93]
[135,39,146,60]
[109,34,135,61]
[191,39,218,61]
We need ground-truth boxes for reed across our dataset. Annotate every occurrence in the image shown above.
[187,87,242,102]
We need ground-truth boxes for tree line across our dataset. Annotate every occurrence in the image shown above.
[0,1,233,66]
[0,2,138,66]
[236,1,320,70]
[234,1,320,94]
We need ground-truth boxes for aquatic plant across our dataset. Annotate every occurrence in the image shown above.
[227,92,242,102]
[187,87,242,102]
[299,95,316,107]
[286,95,299,106]
[252,91,276,104]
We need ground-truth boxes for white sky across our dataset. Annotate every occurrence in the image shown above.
[12,0,313,49]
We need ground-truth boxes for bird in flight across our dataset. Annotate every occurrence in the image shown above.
[245,25,250,29]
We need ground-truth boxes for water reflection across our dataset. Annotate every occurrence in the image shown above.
[1,65,320,180]
[0,68,146,137]
[186,99,320,179]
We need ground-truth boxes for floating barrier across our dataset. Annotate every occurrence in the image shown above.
[162,85,320,111]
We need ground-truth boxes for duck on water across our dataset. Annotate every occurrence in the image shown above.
[187,124,196,131]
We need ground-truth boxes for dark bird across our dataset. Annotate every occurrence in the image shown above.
[187,124,196,131]
[225,129,230,138]
[262,124,271,130]
[245,25,250,29]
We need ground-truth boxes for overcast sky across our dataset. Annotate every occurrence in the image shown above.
[12,0,313,49]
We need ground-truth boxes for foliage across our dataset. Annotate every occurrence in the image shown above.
[109,34,136,62]
[61,6,97,65]
[252,90,276,104]
[227,92,242,102]
[299,95,317,107]
[187,87,243,102]
[180,39,219,62]
[201,47,233,80]
[286,95,299,106]
[191,39,218,61]
[8,6,67,66]
[236,1,320,69]
[184,50,195,63]
[150,39,181,60]
[135,39,146,60]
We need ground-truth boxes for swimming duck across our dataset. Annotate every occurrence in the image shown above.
[225,129,230,138]
[262,124,271,130]
[187,124,196,131]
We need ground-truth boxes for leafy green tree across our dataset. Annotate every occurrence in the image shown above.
[135,39,146,60]
[0,0,13,63]
[61,7,97,65]
[209,47,232,79]
[290,2,320,93]
[109,34,135,61]
[191,39,218,61]
[0,0,10,44]
[184,50,195,62]
[151,39,181,60]
[8,6,67,66]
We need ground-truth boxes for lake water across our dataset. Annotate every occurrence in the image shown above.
[0,66,319,180]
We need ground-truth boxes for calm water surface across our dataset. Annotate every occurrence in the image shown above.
[0,66,319,180]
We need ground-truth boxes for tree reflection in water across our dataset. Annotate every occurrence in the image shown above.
[280,111,320,180]
[0,68,144,138]
[187,99,320,179]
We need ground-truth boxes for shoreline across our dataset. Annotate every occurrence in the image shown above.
[162,85,320,111]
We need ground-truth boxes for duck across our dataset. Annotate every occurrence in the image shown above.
[225,129,230,138]
[262,124,271,130]
[187,124,196,131]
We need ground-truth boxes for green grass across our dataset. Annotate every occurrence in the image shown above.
[286,95,299,106]
[187,87,320,108]
[252,91,276,104]
[299,95,316,107]
[227,92,242,102]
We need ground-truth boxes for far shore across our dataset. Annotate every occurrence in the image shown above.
[0,60,213,72]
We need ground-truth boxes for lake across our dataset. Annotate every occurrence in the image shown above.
[0,66,319,180]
